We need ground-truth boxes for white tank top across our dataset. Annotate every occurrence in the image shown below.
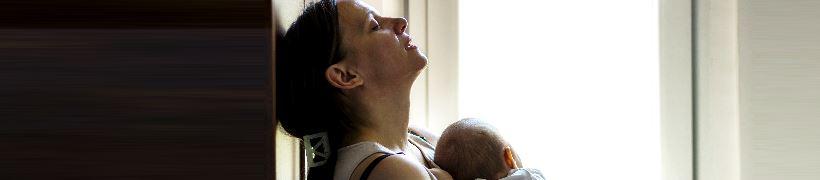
[333,134,438,180]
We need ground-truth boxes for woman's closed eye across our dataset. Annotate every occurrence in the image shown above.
[371,24,380,31]
[370,20,381,32]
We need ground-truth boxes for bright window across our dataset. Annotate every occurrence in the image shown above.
[458,0,660,179]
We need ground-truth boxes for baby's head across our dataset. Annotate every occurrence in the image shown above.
[434,118,519,180]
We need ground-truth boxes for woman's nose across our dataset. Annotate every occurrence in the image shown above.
[392,17,408,35]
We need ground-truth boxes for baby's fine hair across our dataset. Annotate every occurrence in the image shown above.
[434,118,508,180]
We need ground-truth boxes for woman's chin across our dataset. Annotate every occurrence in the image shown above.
[412,52,428,71]
[414,59,428,72]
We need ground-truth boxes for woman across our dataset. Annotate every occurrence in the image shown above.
[276,0,451,179]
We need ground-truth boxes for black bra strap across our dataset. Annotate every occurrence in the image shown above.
[360,153,395,180]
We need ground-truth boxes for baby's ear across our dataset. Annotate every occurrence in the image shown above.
[504,146,519,169]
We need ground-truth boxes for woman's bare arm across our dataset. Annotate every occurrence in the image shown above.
[366,155,434,180]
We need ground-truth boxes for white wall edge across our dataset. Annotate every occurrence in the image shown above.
[694,0,741,179]
[407,0,430,129]
[425,0,459,134]
[660,0,694,179]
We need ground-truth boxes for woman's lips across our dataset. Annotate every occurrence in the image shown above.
[404,36,417,50]
[406,43,417,50]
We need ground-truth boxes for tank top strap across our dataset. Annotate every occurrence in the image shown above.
[334,142,394,180]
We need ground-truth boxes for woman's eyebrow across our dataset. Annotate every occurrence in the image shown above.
[366,9,378,17]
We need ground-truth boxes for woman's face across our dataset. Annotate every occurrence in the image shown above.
[336,0,427,90]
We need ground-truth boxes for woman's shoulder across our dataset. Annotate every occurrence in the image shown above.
[335,142,394,179]
[338,141,436,180]
[364,154,432,180]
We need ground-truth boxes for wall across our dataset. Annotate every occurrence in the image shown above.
[425,0,459,134]
[695,0,741,180]
[696,0,820,179]
[739,0,820,179]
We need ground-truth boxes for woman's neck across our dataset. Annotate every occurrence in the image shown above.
[358,120,408,152]
[350,90,412,152]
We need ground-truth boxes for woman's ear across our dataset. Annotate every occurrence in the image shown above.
[504,146,519,169]
[326,63,363,90]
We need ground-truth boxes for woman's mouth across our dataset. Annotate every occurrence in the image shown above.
[405,38,417,50]
[406,43,417,50]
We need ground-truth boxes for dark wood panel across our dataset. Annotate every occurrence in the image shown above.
[0,0,272,179]
[0,0,268,29]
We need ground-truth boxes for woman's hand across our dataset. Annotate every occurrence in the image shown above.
[408,126,441,146]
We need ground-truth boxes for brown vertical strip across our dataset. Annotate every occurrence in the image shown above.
[271,1,279,179]
[0,0,272,179]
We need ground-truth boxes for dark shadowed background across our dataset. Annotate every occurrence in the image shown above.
[0,0,273,179]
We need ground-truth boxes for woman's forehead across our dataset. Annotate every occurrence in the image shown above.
[338,0,379,31]
[338,0,378,14]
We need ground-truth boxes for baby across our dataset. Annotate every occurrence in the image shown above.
[434,118,545,180]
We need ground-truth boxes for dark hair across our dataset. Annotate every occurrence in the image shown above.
[276,0,359,179]
[434,118,508,180]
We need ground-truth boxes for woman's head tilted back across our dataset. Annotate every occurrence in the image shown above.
[276,0,427,178]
